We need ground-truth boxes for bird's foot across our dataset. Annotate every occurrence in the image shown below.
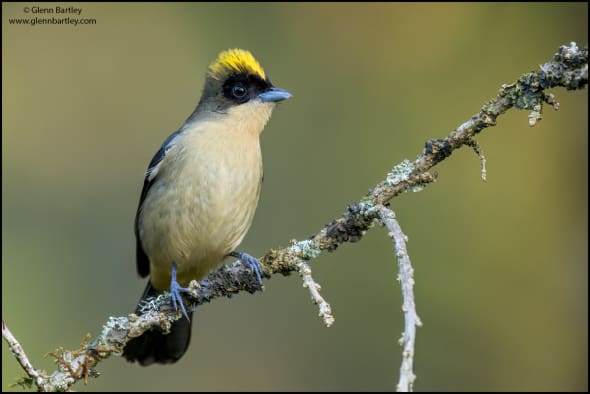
[169,264,191,320]
[229,251,263,285]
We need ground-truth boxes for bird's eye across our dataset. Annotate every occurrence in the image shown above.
[232,84,247,98]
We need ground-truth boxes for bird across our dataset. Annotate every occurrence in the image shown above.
[122,48,291,366]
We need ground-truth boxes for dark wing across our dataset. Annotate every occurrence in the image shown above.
[134,130,182,277]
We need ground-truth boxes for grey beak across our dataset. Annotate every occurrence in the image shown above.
[258,87,292,103]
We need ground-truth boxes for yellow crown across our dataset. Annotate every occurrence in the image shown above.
[208,49,266,81]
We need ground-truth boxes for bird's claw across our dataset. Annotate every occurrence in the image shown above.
[229,251,263,285]
[170,264,191,320]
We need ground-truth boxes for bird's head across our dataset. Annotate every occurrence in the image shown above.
[198,49,292,117]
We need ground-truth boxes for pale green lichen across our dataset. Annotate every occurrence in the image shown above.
[99,316,131,349]
[291,239,321,260]
[386,160,415,186]
[528,102,543,126]
[386,160,424,192]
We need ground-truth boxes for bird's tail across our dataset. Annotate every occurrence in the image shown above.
[122,282,193,366]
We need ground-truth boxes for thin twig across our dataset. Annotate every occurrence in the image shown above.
[465,139,487,181]
[296,258,335,327]
[2,320,45,391]
[377,207,422,392]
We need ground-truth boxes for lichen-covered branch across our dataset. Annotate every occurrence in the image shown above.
[2,321,47,391]
[296,258,335,327]
[412,42,587,176]
[377,206,422,392]
[3,42,587,392]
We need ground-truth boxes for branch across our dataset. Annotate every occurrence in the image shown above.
[296,258,335,327]
[3,42,587,392]
[377,206,422,392]
[2,321,48,391]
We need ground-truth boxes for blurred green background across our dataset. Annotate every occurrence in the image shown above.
[2,2,587,392]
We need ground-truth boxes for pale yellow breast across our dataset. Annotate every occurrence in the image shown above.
[138,106,269,290]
